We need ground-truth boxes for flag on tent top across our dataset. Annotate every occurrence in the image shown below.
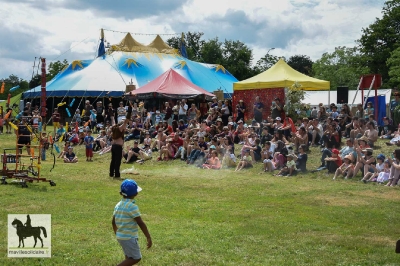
[179,33,188,58]
[98,28,106,58]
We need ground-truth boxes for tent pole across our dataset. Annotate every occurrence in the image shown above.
[328,88,330,106]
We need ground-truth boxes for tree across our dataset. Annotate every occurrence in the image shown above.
[387,47,400,87]
[357,0,400,84]
[221,40,254,81]
[29,74,42,89]
[284,82,308,121]
[0,74,29,100]
[166,32,205,61]
[312,46,370,91]
[47,59,69,81]
[253,54,281,74]
[287,55,313,75]
[199,37,224,65]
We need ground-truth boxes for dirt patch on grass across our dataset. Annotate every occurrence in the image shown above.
[351,189,400,201]
[313,194,369,206]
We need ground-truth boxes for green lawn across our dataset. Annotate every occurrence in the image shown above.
[0,132,400,265]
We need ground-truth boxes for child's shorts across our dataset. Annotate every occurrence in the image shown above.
[118,238,142,260]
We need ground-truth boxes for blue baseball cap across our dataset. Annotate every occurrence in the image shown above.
[120,179,142,197]
[377,154,385,160]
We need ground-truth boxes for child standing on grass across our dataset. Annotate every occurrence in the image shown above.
[84,129,94,161]
[40,132,48,161]
[112,179,152,266]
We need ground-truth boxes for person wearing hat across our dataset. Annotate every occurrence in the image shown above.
[235,99,246,123]
[159,137,175,161]
[356,135,370,149]
[271,97,284,120]
[112,179,152,265]
[253,96,264,123]
[63,146,78,163]
[332,154,354,180]
[352,147,375,178]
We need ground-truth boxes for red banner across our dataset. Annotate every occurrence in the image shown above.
[232,88,285,122]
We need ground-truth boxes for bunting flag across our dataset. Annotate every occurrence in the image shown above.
[0,82,4,94]
[179,32,188,58]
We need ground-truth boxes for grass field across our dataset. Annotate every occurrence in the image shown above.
[1,132,400,265]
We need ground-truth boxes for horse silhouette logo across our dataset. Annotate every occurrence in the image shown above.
[11,215,47,248]
[8,214,51,258]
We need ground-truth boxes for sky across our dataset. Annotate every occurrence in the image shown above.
[0,0,387,81]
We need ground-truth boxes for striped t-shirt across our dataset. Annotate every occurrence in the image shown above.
[113,198,141,240]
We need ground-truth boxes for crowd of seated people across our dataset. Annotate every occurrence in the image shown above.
[12,96,399,187]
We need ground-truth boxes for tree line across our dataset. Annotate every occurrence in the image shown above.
[1,0,399,100]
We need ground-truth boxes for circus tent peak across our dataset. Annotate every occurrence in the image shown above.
[108,33,176,54]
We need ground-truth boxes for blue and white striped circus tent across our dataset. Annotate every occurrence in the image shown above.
[23,32,237,99]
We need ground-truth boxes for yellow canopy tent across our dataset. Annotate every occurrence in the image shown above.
[233,58,330,91]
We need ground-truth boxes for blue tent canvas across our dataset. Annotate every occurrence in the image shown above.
[23,33,237,99]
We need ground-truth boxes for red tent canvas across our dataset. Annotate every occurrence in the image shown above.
[125,69,215,100]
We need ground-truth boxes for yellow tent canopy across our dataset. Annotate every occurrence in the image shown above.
[234,58,330,91]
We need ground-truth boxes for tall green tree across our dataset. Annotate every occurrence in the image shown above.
[166,32,205,61]
[0,75,29,100]
[287,55,313,75]
[312,46,370,91]
[221,39,254,81]
[387,46,400,87]
[47,59,69,81]
[253,54,281,74]
[199,37,224,65]
[357,0,400,84]
[29,74,41,89]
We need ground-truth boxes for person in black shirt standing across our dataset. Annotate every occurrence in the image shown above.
[96,101,105,124]
[17,117,31,155]
[253,96,264,123]
[271,97,284,120]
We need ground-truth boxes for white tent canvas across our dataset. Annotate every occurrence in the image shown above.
[302,89,392,106]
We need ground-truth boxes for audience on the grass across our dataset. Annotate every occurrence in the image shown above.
[9,95,400,188]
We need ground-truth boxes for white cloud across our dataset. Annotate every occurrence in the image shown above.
[0,0,387,80]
